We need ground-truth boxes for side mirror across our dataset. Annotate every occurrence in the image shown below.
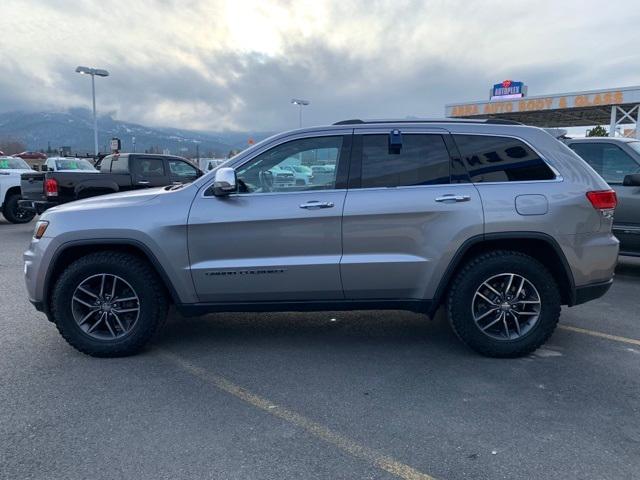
[213,167,237,196]
[623,173,640,186]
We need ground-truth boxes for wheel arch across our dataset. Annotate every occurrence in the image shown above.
[43,240,181,314]
[4,185,21,203]
[430,232,576,316]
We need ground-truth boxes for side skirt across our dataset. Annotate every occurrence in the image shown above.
[176,299,434,317]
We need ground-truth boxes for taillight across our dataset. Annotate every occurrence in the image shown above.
[586,190,617,210]
[44,178,58,197]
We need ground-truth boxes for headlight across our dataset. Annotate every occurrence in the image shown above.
[33,220,49,239]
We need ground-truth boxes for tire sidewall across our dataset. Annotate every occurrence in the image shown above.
[449,254,560,357]
[52,256,163,355]
[4,195,35,224]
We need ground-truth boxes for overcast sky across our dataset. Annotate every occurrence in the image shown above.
[1,0,639,132]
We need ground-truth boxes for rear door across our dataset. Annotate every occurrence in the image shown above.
[130,156,170,188]
[340,127,483,301]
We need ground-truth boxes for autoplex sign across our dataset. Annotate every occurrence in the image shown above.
[491,80,526,100]
[448,90,625,117]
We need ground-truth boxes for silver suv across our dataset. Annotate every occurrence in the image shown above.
[24,119,619,358]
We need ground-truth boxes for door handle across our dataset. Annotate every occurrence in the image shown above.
[137,180,150,186]
[299,200,335,209]
[435,194,471,203]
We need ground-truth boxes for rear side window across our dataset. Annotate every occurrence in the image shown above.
[453,135,555,183]
[360,134,450,188]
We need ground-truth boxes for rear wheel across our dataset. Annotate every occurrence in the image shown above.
[3,194,35,224]
[447,251,561,358]
[51,251,168,357]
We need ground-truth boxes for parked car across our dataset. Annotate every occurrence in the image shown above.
[565,137,640,256]
[13,151,47,161]
[309,164,336,186]
[43,157,99,173]
[281,164,313,185]
[19,153,202,214]
[0,156,36,223]
[24,119,618,358]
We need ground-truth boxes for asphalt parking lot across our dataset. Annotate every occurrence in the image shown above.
[1,217,639,480]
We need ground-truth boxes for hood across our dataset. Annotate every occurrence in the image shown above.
[44,187,164,215]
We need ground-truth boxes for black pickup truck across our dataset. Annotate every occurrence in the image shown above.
[20,153,202,214]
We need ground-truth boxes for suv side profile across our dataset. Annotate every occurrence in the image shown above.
[24,120,619,358]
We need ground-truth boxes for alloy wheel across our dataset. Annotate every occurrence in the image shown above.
[71,273,140,341]
[471,273,542,341]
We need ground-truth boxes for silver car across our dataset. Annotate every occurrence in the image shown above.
[24,119,619,358]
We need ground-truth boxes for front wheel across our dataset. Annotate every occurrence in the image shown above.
[51,252,168,357]
[447,251,561,358]
[3,194,35,223]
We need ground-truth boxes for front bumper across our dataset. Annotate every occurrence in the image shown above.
[18,200,57,214]
[573,278,614,305]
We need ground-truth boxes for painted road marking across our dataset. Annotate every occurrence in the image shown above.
[160,350,436,480]
[559,325,640,347]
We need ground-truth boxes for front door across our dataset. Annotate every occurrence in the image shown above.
[188,132,352,302]
[130,156,170,188]
[340,128,483,300]
[568,141,640,255]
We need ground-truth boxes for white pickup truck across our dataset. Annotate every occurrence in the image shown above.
[0,156,36,223]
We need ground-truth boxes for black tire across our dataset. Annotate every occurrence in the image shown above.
[51,251,168,357]
[3,194,35,224]
[446,250,561,358]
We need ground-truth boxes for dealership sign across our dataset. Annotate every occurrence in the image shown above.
[491,80,526,100]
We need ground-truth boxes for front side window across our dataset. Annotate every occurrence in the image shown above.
[454,135,555,183]
[134,158,165,177]
[235,136,343,193]
[569,142,640,184]
[360,134,451,188]
[168,159,198,179]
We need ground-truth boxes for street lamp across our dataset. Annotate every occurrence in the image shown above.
[76,66,109,156]
[291,98,310,128]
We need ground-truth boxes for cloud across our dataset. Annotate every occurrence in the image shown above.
[1,0,639,131]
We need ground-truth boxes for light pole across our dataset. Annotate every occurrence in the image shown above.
[291,98,310,128]
[76,66,109,156]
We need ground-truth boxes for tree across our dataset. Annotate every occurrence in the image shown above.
[587,125,608,137]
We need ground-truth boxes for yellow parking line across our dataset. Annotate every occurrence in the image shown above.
[559,325,640,347]
[160,350,436,480]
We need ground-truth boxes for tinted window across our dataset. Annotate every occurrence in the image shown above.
[109,155,128,173]
[236,136,343,193]
[168,159,198,178]
[569,142,640,183]
[134,158,165,177]
[454,135,555,182]
[360,134,450,188]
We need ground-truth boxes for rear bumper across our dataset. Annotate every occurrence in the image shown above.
[18,200,57,214]
[573,278,613,306]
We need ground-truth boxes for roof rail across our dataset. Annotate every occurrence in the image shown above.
[333,118,523,126]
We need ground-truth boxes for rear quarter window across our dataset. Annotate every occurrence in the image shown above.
[453,135,556,183]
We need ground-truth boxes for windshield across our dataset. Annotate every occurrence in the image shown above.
[54,159,96,171]
[0,157,30,169]
[627,141,640,155]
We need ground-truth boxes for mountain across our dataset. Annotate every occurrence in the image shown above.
[0,109,274,157]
